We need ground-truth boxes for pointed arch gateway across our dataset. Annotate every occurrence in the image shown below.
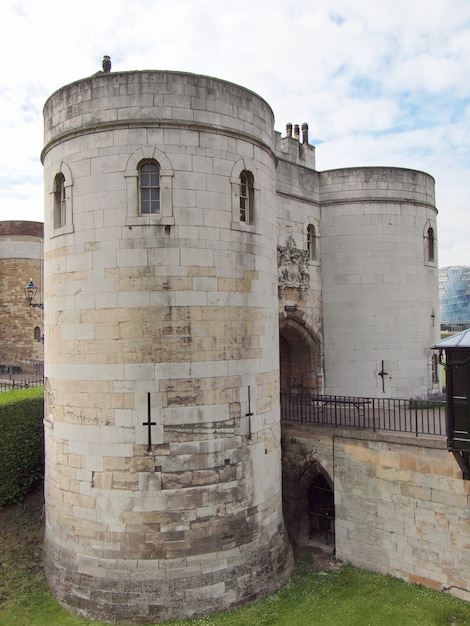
[281,452,335,549]
[308,472,335,545]
[279,318,333,548]
[279,316,321,393]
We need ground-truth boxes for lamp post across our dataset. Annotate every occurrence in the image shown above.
[24,278,44,309]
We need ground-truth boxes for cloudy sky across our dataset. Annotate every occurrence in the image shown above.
[1,0,469,267]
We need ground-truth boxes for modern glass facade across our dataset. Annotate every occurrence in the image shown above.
[439,266,470,331]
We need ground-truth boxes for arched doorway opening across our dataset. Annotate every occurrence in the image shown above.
[308,473,335,545]
[281,449,335,549]
[279,317,321,393]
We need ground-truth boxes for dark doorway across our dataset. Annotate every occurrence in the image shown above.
[308,474,335,545]
[281,447,335,549]
[279,318,321,393]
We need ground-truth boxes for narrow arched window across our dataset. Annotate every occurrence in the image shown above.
[307,224,316,260]
[427,227,435,262]
[139,160,160,214]
[239,171,254,224]
[54,173,66,229]
[34,326,41,341]
[431,353,439,384]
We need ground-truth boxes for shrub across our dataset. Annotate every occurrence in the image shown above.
[0,387,44,506]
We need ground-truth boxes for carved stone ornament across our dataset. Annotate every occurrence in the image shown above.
[277,235,310,298]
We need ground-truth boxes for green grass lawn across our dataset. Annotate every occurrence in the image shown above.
[2,483,470,626]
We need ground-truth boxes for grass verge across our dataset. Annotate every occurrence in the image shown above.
[2,483,470,625]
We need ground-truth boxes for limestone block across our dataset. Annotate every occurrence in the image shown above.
[431,488,468,508]
[72,505,97,522]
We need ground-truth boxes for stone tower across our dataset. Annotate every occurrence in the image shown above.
[0,220,44,372]
[320,167,439,398]
[42,69,293,623]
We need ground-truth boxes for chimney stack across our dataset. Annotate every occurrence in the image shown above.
[102,55,111,73]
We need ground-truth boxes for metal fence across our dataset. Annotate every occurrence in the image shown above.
[0,378,44,393]
[280,393,446,437]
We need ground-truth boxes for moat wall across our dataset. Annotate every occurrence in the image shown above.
[282,422,470,601]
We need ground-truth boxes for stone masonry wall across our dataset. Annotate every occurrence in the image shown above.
[42,70,293,624]
[0,222,44,371]
[320,167,440,398]
[282,422,470,601]
[276,151,323,393]
[41,66,444,622]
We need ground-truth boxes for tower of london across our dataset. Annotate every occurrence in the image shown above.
[41,64,439,623]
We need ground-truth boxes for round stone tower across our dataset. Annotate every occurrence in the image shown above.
[320,167,440,398]
[0,220,44,371]
[42,69,293,624]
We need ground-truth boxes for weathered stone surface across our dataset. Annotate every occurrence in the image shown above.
[0,222,44,370]
[282,423,470,597]
[43,70,293,623]
[40,63,441,623]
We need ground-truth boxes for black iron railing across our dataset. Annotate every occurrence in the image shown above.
[0,378,44,393]
[280,393,446,437]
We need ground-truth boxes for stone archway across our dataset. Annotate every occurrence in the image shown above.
[279,316,321,393]
[281,443,335,549]
[308,473,335,545]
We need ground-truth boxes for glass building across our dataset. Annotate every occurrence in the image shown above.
[439,266,470,332]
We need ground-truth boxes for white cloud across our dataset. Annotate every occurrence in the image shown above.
[1,0,470,266]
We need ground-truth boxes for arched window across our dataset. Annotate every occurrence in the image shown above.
[239,171,254,224]
[427,227,435,262]
[125,147,174,225]
[307,224,316,260]
[51,162,73,235]
[431,352,439,384]
[34,326,41,341]
[54,173,66,229]
[139,160,160,214]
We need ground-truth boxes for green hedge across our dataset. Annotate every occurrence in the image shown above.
[0,387,44,506]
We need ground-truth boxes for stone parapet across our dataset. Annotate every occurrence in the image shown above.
[320,167,436,206]
[42,71,275,158]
